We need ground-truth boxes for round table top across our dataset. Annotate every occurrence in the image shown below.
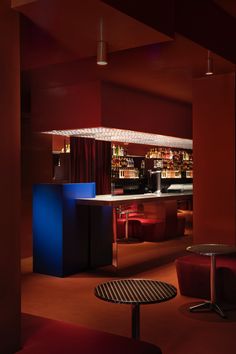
[94,279,177,305]
[187,243,236,256]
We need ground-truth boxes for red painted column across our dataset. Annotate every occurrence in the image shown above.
[193,73,235,245]
[0,0,21,353]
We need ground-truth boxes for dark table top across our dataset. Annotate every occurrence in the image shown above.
[94,279,177,305]
[187,243,236,256]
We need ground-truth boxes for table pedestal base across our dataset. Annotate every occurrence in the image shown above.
[189,301,226,318]
[132,304,140,340]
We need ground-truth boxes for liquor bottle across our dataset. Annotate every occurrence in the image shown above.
[116,145,119,156]
[112,144,116,156]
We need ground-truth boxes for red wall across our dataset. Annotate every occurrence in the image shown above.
[101,82,192,139]
[0,1,21,352]
[31,78,192,139]
[21,117,52,258]
[193,73,235,245]
[31,80,102,131]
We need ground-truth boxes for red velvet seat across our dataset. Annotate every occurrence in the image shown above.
[117,217,165,242]
[117,215,185,242]
[175,254,236,303]
[117,218,142,240]
[137,218,165,242]
[177,213,186,237]
[117,203,144,240]
[175,254,211,300]
[19,313,162,354]
[138,213,185,242]
[117,204,186,242]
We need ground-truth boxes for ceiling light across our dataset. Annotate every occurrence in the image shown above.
[97,40,107,65]
[97,18,108,66]
[205,50,213,75]
[43,127,193,150]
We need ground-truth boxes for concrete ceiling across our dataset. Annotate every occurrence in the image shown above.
[15,0,235,103]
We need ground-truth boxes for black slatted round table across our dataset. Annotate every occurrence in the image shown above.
[94,279,177,340]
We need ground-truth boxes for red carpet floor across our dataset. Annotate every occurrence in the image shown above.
[21,235,236,354]
[18,313,161,354]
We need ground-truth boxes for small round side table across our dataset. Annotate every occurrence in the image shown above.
[95,278,177,340]
[187,243,236,318]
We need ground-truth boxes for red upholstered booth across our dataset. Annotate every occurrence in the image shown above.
[175,254,236,303]
[19,313,162,354]
[117,203,186,242]
[117,216,166,242]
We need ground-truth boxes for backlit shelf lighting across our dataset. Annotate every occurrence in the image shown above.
[44,127,193,149]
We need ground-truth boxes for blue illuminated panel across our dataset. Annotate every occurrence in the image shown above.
[33,183,95,277]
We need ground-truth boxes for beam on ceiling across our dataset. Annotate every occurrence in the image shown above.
[101,0,175,38]
[11,0,37,8]
[102,0,236,64]
[175,0,236,64]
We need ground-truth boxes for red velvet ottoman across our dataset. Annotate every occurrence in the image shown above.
[177,213,186,237]
[138,218,165,242]
[217,256,236,303]
[19,313,162,354]
[175,254,236,303]
[117,218,142,240]
[175,254,211,300]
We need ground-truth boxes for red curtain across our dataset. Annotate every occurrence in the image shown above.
[95,140,111,195]
[70,137,95,183]
[70,137,111,194]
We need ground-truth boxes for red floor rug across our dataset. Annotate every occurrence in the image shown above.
[18,313,161,354]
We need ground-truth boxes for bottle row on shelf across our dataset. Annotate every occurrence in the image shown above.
[146,147,192,161]
[118,169,139,179]
[111,168,193,180]
[111,167,140,179]
[161,170,193,179]
[112,156,135,168]
[112,144,127,157]
[112,156,192,170]
[161,159,193,171]
[111,144,193,180]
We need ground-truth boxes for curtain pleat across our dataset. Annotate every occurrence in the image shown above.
[70,137,111,195]
[70,137,95,183]
[95,140,111,195]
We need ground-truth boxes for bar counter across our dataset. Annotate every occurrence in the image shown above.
[33,183,192,276]
[77,191,192,268]
[76,191,192,207]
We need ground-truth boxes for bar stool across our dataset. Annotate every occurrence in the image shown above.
[117,204,143,243]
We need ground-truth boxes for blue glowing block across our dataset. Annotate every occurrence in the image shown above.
[33,183,95,277]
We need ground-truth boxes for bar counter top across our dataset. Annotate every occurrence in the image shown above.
[76,191,192,207]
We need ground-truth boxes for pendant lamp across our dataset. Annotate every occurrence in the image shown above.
[97,18,108,66]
